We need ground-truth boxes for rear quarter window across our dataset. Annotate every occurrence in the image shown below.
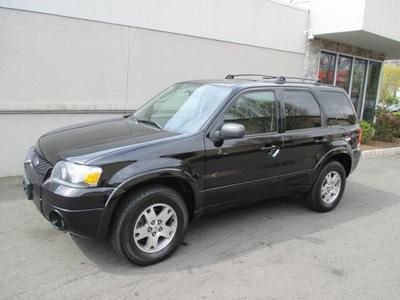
[319,91,357,126]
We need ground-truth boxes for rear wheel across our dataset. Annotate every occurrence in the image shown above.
[306,161,346,212]
[111,185,189,266]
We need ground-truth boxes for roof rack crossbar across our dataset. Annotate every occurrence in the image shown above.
[263,76,322,85]
[284,76,322,83]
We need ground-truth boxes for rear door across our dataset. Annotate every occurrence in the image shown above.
[204,89,284,207]
[279,88,331,186]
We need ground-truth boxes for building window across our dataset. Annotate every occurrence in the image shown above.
[318,51,382,121]
[336,55,352,93]
[350,59,368,118]
[363,62,381,122]
[318,52,336,84]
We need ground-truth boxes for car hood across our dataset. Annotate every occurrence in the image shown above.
[37,117,179,164]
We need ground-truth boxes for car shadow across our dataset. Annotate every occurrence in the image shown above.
[71,181,400,275]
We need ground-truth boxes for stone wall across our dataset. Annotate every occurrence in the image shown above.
[303,37,386,79]
[386,60,400,65]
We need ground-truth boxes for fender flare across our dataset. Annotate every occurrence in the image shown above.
[96,168,201,239]
[314,147,352,173]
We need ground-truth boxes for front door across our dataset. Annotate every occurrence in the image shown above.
[204,89,284,207]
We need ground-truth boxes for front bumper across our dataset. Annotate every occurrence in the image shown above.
[351,148,362,173]
[23,159,115,239]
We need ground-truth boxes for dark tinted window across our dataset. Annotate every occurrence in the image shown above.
[283,90,321,130]
[224,91,276,134]
[320,91,357,125]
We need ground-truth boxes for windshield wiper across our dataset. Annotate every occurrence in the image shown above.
[123,113,133,118]
[135,117,164,130]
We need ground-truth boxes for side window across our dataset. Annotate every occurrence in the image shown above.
[224,91,277,135]
[283,90,321,131]
[319,91,357,125]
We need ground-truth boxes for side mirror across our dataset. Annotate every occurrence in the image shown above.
[219,123,245,140]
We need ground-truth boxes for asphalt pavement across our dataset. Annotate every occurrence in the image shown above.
[1,155,400,299]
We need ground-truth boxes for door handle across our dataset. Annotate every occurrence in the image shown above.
[314,138,328,144]
[261,145,277,152]
[261,145,280,157]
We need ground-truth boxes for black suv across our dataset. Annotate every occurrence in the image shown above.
[23,75,361,265]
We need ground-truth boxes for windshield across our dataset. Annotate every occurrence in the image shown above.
[131,83,232,133]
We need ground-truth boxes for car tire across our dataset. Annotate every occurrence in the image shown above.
[110,184,189,266]
[305,161,346,212]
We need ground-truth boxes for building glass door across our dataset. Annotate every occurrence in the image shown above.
[350,58,368,118]
[363,61,381,122]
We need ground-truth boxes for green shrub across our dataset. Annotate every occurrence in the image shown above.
[385,96,399,106]
[360,121,373,144]
[374,107,400,141]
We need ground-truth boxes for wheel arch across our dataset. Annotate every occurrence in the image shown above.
[315,148,352,177]
[97,169,201,239]
[330,153,352,177]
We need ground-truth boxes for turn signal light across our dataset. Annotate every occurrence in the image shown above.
[84,172,102,185]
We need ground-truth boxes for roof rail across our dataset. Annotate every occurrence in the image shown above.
[225,74,277,80]
[225,74,322,85]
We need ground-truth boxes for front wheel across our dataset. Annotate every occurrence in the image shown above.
[111,185,189,266]
[305,161,346,212]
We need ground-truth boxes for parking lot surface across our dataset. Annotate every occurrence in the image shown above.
[1,155,400,299]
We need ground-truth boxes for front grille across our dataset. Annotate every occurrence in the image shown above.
[31,148,52,175]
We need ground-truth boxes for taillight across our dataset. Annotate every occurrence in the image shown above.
[357,127,362,147]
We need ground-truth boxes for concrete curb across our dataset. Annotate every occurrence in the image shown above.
[362,147,400,159]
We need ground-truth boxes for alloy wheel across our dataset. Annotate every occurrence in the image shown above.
[320,171,342,204]
[133,203,178,253]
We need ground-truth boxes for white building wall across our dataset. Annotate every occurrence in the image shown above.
[0,7,306,112]
[310,0,400,58]
[310,0,366,34]
[126,27,306,108]
[0,9,129,112]
[0,113,120,177]
[0,3,308,177]
[311,0,400,43]
[0,0,308,54]
[363,0,400,42]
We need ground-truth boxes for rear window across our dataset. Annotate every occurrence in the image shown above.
[320,91,357,125]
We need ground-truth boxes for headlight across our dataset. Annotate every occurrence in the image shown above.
[51,161,102,188]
